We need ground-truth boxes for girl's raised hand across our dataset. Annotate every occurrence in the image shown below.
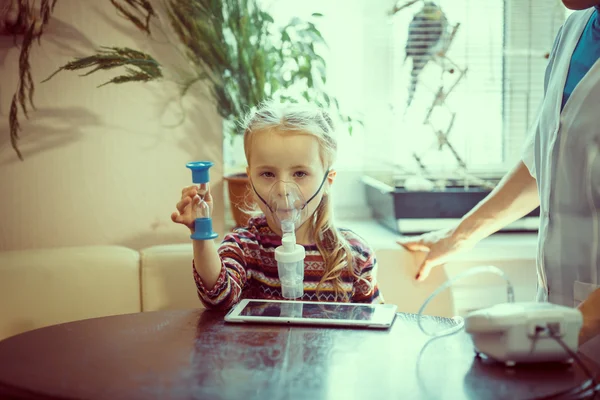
[171,183,213,232]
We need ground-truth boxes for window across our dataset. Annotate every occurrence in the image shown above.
[256,0,568,176]
[388,0,507,174]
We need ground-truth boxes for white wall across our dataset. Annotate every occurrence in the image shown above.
[0,0,224,251]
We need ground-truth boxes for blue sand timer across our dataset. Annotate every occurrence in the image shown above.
[186,161,218,240]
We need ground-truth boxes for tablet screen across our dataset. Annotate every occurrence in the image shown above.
[238,300,377,321]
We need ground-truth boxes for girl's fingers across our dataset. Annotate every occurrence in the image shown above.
[181,185,198,195]
[176,197,191,213]
[173,184,206,228]
[186,196,201,218]
[180,186,198,203]
[176,184,208,220]
[171,210,194,227]
[171,212,187,225]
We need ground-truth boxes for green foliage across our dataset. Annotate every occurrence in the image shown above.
[42,47,162,87]
[44,0,360,138]
[163,0,355,135]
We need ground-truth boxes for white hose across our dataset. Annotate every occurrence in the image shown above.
[417,265,516,337]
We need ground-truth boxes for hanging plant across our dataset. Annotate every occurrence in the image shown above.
[2,0,57,160]
[5,0,360,160]
[40,1,160,88]
[2,0,157,160]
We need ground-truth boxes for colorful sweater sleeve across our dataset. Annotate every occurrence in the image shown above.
[349,236,383,304]
[193,231,250,310]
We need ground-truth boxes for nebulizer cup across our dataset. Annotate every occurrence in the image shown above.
[275,234,306,299]
[186,161,218,241]
[268,182,307,299]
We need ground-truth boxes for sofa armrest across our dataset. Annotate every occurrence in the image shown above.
[140,244,203,312]
[0,245,141,341]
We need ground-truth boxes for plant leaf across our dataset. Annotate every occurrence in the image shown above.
[110,0,157,34]
[42,47,163,86]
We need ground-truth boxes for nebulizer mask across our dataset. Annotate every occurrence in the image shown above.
[252,173,329,299]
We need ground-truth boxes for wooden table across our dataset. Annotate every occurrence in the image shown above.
[0,309,597,400]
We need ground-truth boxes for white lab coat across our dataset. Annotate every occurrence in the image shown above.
[522,8,600,361]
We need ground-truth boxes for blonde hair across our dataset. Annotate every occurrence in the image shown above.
[241,100,362,302]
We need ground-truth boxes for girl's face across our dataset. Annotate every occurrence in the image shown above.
[561,0,600,9]
[246,129,335,237]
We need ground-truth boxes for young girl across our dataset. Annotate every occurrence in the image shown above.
[171,101,382,310]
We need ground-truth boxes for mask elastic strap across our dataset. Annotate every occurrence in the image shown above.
[250,181,273,212]
[301,170,330,210]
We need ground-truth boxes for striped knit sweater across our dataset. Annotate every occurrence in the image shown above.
[193,215,383,310]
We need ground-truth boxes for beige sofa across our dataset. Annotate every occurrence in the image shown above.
[0,244,453,341]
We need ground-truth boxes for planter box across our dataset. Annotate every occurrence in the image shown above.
[362,175,540,235]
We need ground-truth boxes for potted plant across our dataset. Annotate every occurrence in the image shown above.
[6,0,357,227]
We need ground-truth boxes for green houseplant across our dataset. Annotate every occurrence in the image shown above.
[6,0,357,226]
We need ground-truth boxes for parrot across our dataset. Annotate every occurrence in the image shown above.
[404,1,449,110]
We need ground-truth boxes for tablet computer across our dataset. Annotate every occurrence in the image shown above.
[224,299,398,329]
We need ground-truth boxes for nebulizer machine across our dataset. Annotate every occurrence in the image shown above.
[416,265,584,365]
[416,266,600,399]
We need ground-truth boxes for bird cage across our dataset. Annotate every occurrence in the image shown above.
[386,0,567,190]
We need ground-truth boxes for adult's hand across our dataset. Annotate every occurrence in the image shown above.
[397,226,478,281]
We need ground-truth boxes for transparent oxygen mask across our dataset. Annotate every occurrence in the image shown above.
[267,181,307,299]
[266,181,308,234]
